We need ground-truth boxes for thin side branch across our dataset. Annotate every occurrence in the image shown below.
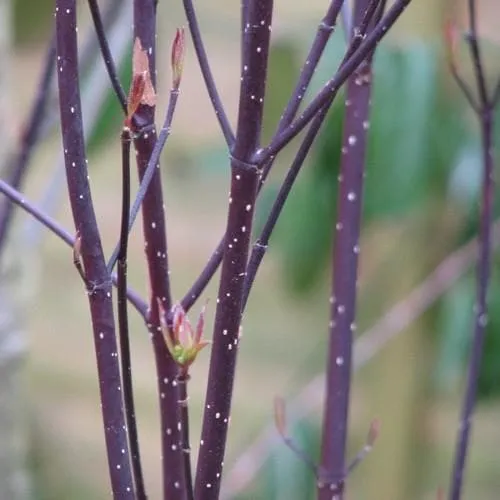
[0,178,147,317]
[118,129,146,499]
[182,0,235,146]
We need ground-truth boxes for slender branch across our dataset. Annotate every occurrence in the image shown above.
[465,0,488,107]
[118,129,146,499]
[449,105,496,500]
[194,2,273,498]
[0,35,56,251]
[178,374,194,500]
[181,238,224,311]
[182,0,235,146]
[0,178,147,317]
[318,1,375,496]
[107,88,180,273]
[449,64,479,113]
[132,3,186,498]
[87,0,128,113]
[448,2,497,497]
[257,0,413,164]
[279,0,344,129]
[222,219,500,499]
[55,1,134,497]
[242,103,330,309]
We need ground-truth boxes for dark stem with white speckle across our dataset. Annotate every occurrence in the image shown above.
[194,2,273,498]
[132,2,186,498]
[318,1,376,497]
[55,1,134,497]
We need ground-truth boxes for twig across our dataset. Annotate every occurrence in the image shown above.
[194,2,274,498]
[0,35,56,251]
[447,2,498,498]
[182,0,235,147]
[87,0,128,113]
[55,1,134,496]
[118,129,146,499]
[0,180,148,318]
[242,103,330,309]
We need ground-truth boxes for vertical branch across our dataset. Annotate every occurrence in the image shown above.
[118,129,146,499]
[132,2,186,498]
[449,106,495,500]
[194,1,273,498]
[448,3,498,497]
[55,1,133,497]
[318,1,376,497]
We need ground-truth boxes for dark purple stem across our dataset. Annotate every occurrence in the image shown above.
[87,0,127,113]
[182,0,235,147]
[257,0,413,164]
[132,3,186,498]
[55,1,134,497]
[0,35,56,251]
[278,0,344,128]
[318,2,375,497]
[449,2,497,497]
[177,374,194,500]
[194,2,273,498]
[118,130,146,499]
[0,178,147,317]
[449,106,495,500]
[242,104,330,310]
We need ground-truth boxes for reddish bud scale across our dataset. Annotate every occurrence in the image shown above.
[171,27,185,89]
[125,38,156,126]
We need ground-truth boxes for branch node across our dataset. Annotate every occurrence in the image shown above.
[230,153,259,173]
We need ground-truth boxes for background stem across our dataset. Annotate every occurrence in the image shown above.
[318,2,375,496]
